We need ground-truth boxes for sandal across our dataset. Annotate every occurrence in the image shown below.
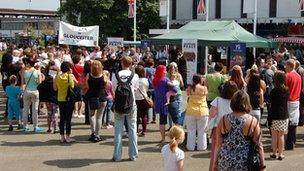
[270,154,277,159]
[278,155,285,160]
[60,138,66,143]
[66,138,76,143]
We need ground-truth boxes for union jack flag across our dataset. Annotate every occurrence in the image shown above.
[197,0,206,15]
[300,0,304,11]
[128,0,134,18]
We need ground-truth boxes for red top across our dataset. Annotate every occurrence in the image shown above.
[72,64,84,85]
[286,70,302,101]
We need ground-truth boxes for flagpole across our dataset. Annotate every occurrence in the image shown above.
[253,0,257,59]
[205,0,209,75]
[134,0,137,43]
[166,0,170,33]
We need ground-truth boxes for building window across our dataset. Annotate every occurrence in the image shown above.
[193,0,198,19]
[215,0,221,19]
[172,0,177,20]
[302,11,304,17]
[241,0,247,18]
[269,0,277,18]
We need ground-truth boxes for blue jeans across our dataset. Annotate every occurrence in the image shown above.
[103,99,113,125]
[113,107,138,161]
[168,95,182,125]
[176,95,183,125]
[168,99,180,125]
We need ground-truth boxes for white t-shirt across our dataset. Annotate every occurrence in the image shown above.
[135,78,149,100]
[161,144,184,171]
[54,58,62,69]
[211,97,233,126]
[112,69,139,106]
[63,54,72,63]
[12,56,20,64]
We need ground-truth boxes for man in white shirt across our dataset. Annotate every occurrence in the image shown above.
[112,56,139,162]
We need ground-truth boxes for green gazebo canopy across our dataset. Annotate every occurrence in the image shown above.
[150,20,276,48]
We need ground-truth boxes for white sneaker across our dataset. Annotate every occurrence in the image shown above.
[106,125,113,129]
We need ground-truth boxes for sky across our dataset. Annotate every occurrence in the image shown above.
[0,0,60,11]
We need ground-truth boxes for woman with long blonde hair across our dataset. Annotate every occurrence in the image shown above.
[84,60,107,142]
[102,70,114,128]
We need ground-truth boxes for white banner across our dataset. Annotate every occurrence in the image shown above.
[182,39,198,85]
[58,21,99,47]
[243,0,254,14]
[107,37,124,47]
[159,0,167,16]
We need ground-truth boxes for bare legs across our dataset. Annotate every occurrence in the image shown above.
[271,129,285,158]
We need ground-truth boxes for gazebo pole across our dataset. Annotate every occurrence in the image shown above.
[204,0,209,75]
[253,0,258,58]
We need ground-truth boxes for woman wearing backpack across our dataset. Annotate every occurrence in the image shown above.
[83,60,107,142]
[112,56,139,162]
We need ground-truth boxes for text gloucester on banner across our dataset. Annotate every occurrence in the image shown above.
[182,39,198,84]
[107,37,124,47]
[58,21,99,47]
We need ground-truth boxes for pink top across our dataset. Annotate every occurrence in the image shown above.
[105,81,114,100]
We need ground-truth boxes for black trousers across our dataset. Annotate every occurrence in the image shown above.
[58,102,73,135]
[84,97,90,124]
[286,125,297,150]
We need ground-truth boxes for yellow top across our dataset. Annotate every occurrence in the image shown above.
[56,73,74,102]
[186,94,209,117]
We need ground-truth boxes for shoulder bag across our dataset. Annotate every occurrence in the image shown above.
[138,88,154,108]
[66,74,77,104]
[247,118,262,171]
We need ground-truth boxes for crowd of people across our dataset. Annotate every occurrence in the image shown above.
[1,42,304,171]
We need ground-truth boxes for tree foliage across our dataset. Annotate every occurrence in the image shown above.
[59,0,161,40]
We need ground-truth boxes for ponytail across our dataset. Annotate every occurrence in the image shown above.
[169,137,178,153]
[168,125,185,153]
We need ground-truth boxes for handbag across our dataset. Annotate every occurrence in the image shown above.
[20,70,35,108]
[66,74,77,103]
[88,97,101,110]
[247,118,261,171]
[138,88,154,108]
[205,98,219,133]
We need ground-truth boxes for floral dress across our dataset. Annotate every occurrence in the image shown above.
[218,113,251,171]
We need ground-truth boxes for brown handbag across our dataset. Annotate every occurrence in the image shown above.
[138,89,154,108]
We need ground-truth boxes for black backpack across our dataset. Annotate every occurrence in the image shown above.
[113,72,134,114]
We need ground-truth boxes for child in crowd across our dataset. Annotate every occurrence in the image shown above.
[161,125,185,171]
[103,70,114,129]
[5,75,22,131]
[165,73,178,105]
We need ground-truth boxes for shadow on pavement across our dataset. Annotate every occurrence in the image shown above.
[101,140,160,146]
[191,152,211,158]
[139,146,161,153]
[1,139,70,147]
[72,135,114,142]
[43,158,111,168]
